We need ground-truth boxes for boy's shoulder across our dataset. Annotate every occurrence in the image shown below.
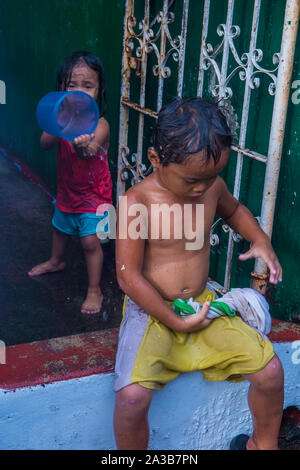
[123,173,157,204]
[123,174,228,201]
[214,175,232,198]
[214,175,228,193]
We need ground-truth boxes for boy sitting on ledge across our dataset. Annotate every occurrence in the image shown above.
[114,97,283,450]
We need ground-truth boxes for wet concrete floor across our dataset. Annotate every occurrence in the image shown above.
[0,155,123,346]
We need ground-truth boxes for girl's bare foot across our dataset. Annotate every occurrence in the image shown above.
[81,287,103,314]
[28,260,66,276]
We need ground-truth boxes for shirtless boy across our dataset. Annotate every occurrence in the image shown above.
[114,97,283,450]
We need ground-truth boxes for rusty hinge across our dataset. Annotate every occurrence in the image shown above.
[128,56,142,76]
[250,271,269,296]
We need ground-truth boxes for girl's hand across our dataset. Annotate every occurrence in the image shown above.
[73,133,95,148]
[238,236,282,284]
[73,133,102,160]
[72,117,109,160]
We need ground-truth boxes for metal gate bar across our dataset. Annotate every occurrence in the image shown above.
[220,0,261,291]
[252,0,300,293]
[117,0,299,294]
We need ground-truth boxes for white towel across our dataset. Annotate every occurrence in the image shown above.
[187,287,272,340]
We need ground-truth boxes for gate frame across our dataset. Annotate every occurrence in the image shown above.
[117,0,300,294]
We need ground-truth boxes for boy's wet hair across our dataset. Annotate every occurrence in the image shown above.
[152,97,234,166]
[56,51,107,115]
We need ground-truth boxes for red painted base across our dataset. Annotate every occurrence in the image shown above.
[1,319,300,391]
[0,329,118,390]
[268,318,300,343]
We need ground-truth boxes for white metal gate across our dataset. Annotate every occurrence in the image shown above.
[117,0,299,294]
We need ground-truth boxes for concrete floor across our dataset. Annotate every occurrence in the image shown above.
[0,154,123,346]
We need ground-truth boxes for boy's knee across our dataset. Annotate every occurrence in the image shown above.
[266,355,284,390]
[115,384,153,419]
[246,354,284,393]
[264,354,283,380]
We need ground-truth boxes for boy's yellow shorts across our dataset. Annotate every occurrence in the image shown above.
[113,287,275,392]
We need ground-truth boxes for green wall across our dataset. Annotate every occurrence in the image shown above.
[0,0,300,321]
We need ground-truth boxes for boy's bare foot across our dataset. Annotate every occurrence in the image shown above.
[28,260,66,277]
[246,436,278,450]
[81,287,103,314]
[246,437,256,450]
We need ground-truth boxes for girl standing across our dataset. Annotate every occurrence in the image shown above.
[29,51,112,315]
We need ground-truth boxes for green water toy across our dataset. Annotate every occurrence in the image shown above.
[172,298,196,316]
[172,298,236,317]
[209,300,236,317]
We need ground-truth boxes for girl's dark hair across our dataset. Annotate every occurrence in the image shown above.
[56,51,107,115]
[152,97,233,166]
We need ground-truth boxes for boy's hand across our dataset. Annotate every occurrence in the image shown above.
[181,301,212,333]
[238,236,282,284]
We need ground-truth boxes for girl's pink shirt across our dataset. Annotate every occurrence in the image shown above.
[55,138,112,213]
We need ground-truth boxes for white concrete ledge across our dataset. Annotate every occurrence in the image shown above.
[0,342,299,450]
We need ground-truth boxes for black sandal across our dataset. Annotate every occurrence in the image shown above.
[229,434,249,450]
